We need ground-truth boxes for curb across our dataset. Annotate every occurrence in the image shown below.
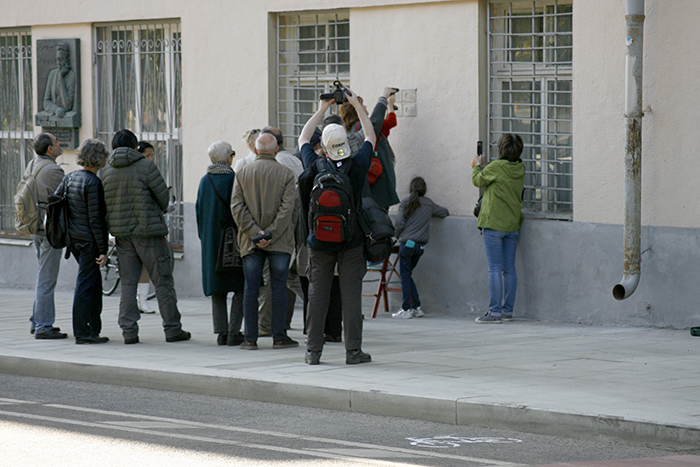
[1,356,699,450]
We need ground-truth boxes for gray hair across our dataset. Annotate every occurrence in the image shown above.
[208,140,233,164]
[76,139,109,168]
[255,133,278,155]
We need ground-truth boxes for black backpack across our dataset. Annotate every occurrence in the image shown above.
[308,158,357,243]
[358,197,395,263]
[43,173,73,258]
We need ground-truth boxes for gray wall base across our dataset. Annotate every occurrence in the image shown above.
[2,205,699,329]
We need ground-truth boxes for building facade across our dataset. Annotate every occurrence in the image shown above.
[1,0,698,328]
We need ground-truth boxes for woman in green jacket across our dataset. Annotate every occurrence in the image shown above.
[471,134,525,324]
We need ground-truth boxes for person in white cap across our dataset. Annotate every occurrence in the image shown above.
[297,87,376,365]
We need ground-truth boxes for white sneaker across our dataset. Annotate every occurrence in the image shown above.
[411,307,425,318]
[137,283,155,314]
[392,309,413,319]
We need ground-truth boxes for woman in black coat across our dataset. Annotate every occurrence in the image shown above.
[56,138,110,344]
[196,140,245,346]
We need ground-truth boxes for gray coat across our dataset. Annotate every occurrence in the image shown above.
[101,147,170,238]
[32,155,65,234]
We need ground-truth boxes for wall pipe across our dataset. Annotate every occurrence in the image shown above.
[613,0,645,300]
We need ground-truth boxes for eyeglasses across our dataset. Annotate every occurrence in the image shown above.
[230,151,236,157]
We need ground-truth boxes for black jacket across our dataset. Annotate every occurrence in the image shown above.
[55,169,109,254]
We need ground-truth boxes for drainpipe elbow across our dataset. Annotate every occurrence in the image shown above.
[613,273,640,300]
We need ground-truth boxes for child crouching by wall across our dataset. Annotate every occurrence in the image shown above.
[392,176,449,319]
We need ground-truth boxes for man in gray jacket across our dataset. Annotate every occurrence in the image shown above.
[28,133,67,339]
[101,129,190,344]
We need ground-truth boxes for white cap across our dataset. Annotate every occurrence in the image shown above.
[321,124,351,161]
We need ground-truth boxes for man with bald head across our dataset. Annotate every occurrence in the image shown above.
[231,132,298,350]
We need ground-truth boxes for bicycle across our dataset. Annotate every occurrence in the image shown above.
[101,237,120,295]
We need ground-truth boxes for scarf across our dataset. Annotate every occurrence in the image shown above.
[206,163,234,175]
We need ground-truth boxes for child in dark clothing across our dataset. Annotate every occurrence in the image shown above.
[392,177,449,319]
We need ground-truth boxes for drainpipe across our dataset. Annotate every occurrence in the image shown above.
[613,0,645,300]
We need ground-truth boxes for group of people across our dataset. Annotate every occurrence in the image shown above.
[28,130,190,345]
[24,83,525,365]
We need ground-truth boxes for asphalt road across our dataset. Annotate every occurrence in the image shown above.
[0,374,694,467]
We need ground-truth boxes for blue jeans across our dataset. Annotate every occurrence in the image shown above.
[399,242,424,310]
[69,241,103,338]
[30,234,63,334]
[482,228,519,317]
[241,250,290,343]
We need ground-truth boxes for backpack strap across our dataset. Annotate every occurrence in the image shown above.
[315,156,352,175]
[206,174,237,229]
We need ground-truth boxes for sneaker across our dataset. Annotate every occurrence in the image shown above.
[35,328,68,339]
[411,307,425,318]
[346,349,372,365]
[305,350,322,365]
[391,309,413,319]
[273,336,299,349]
[239,341,258,350]
[227,332,244,346]
[76,335,109,344]
[475,313,502,324]
[501,313,513,322]
[165,330,192,342]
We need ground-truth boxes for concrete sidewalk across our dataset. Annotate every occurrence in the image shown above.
[0,288,698,449]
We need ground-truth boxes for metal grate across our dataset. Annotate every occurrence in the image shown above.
[0,28,33,236]
[94,21,184,249]
[277,11,349,149]
[488,1,573,218]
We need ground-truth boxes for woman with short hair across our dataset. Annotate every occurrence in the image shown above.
[196,140,245,346]
[56,138,111,343]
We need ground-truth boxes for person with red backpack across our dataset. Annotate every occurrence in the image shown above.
[298,87,376,365]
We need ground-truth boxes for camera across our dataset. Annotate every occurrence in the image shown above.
[252,232,272,243]
[320,80,350,104]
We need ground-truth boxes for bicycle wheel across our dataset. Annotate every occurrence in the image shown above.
[101,248,120,296]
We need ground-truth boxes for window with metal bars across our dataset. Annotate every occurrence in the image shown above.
[93,20,184,249]
[277,11,349,150]
[0,28,33,236]
[488,0,573,218]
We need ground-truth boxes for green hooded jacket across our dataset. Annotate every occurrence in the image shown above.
[472,159,525,232]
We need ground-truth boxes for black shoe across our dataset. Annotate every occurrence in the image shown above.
[76,335,108,344]
[346,349,371,365]
[30,327,34,335]
[124,336,139,345]
[35,328,68,340]
[324,334,342,343]
[273,336,299,349]
[227,332,244,346]
[217,333,228,346]
[239,341,258,350]
[305,350,321,365]
[166,330,191,343]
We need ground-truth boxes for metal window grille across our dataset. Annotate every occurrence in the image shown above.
[93,21,184,248]
[277,11,350,149]
[0,28,33,236]
[489,1,573,218]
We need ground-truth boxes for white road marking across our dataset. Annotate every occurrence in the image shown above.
[0,399,528,467]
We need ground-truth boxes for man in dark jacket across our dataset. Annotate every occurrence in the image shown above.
[101,129,190,344]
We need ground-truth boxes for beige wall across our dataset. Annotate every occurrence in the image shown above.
[4,0,698,224]
[574,0,700,228]
[350,1,479,215]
